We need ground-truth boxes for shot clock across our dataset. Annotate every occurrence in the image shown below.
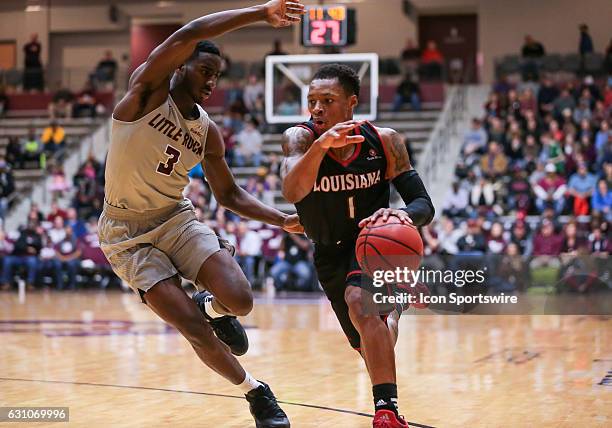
[301,5,356,47]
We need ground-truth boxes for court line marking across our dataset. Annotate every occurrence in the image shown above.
[0,377,436,428]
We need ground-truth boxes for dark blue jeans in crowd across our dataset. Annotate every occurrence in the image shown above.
[270,260,313,291]
[40,258,80,290]
[1,255,38,286]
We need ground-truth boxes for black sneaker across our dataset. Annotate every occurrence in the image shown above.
[192,291,249,356]
[245,382,290,428]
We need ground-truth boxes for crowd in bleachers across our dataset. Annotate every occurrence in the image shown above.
[422,72,611,292]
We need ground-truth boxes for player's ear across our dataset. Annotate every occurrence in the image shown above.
[349,94,358,109]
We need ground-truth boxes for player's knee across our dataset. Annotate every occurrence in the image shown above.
[227,285,253,316]
[345,287,367,319]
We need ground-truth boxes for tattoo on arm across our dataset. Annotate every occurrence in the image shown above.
[387,130,412,177]
[280,128,313,179]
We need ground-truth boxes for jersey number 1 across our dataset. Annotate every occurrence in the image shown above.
[348,196,355,219]
[157,145,181,176]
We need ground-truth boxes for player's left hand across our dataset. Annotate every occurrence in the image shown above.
[282,213,305,233]
[264,0,305,28]
[359,208,413,228]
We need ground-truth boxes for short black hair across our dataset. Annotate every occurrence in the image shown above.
[312,64,360,97]
[191,40,221,59]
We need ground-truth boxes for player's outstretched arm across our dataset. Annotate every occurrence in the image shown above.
[281,121,364,203]
[114,0,304,122]
[203,122,303,233]
[360,128,434,227]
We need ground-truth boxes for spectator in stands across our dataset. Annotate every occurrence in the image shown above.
[538,75,559,116]
[270,232,313,291]
[510,220,533,256]
[28,203,44,223]
[533,163,567,214]
[41,121,66,156]
[561,220,587,254]
[243,74,264,112]
[48,84,74,119]
[0,85,8,118]
[46,201,68,222]
[553,87,576,119]
[0,157,15,221]
[567,163,597,216]
[420,40,444,79]
[530,219,563,271]
[73,159,103,218]
[94,50,118,89]
[589,222,611,254]
[521,35,545,81]
[462,118,488,156]
[580,75,601,102]
[236,222,262,285]
[457,218,486,254]
[578,24,594,57]
[277,92,300,116]
[233,117,263,167]
[486,222,507,254]
[21,127,43,169]
[53,226,81,290]
[5,137,21,169]
[23,33,44,92]
[73,82,98,118]
[538,134,564,171]
[442,182,469,218]
[401,38,420,74]
[605,38,612,74]
[507,167,533,214]
[0,229,14,259]
[435,217,462,255]
[591,179,612,221]
[480,141,508,179]
[47,216,67,245]
[393,73,421,111]
[0,220,41,290]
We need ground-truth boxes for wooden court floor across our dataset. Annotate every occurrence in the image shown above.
[0,290,610,428]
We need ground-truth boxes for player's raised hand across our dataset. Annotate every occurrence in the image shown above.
[359,208,413,228]
[264,0,305,28]
[282,213,305,233]
[317,120,365,149]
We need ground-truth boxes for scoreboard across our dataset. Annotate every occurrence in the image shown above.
[301,5,356,47]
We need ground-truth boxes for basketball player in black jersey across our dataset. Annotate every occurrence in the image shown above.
[280,65,434,428]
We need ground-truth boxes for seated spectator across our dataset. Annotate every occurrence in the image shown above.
[507,168,533,214]
[235,222,262,285]
[401,38,420,74]
[20,128,44,169]
[5,137,22,169]
[456,219,486,254]
[53,226,81,290]
[0,85,8,118]
[46,201,68,222]
[510,220,533,256]
[393,74,421,111]
[530,219,563,270]
[41,121,66,156]
[243,74,264,113]
[65,207,87,239]
[493,243,529,292]
[533,163,567,214]
[538,134,564,171]
[0,229,14,259]
[0,220,41,290]
[93,50,118,89]
[277,92,300,116]
[486,222,507,254]
[573,99,592,123]
[233,117,263,167]
[48,85,74,119]
[567,163,597,215]
[420,40,444,79]
[553,88,576,119]
[47,216,67,245]
[480,142,508,179]
[589,223,611,254]
[47,165,69,200]
[462,118,488,156]
[270,232,314,291]
[436,217,463,255]
[591,179,612,221]
[537,77,559,116]
[442,182,469,218]
[561,220,587,255]
[0,157,15,220]
[73,82,99,118]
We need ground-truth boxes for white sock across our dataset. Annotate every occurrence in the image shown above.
[238,372,263,394]
[204,296,225,319]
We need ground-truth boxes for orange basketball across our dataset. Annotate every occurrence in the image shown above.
[355,216,423,277]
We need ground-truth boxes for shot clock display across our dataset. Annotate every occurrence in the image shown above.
[301,5,356,47]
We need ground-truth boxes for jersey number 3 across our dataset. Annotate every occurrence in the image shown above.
[156,145,181,176]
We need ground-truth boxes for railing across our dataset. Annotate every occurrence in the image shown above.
[0,67,130,93]
[418,85,466,190]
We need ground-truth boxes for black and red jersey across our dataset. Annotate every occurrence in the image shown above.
[294,120,390,246]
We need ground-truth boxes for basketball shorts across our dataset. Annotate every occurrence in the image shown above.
[313,240,396,350]
[98,199,233,301]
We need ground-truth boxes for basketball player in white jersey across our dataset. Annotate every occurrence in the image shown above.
[98,2,304,426]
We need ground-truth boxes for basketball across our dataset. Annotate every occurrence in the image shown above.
[355,216,424,277]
